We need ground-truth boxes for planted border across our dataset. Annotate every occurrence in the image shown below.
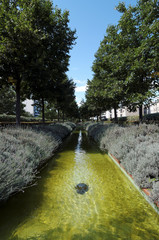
[86,122,159,209]
[0,122,76,203]
[109,153,159,213]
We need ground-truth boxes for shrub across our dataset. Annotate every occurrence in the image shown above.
[0,114,42,123]
[0,122,75,202]
[87,123,159,202]
[152,182,159,202]
[143,113,159,123]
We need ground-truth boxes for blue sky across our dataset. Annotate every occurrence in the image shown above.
[53,0,137,105]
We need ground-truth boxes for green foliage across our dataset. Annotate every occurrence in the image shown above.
[54,76,78,121]
[0,86,16,114]
[115,2,127,13]
[86,0,159,121]
[79,99,96,121]
[143,113,159,123]
[0,122,75,203]
[86,79,109,119]
[0,86,25,115]
[43,103,58,121]
[0,114,43,122]
[87,123,159,202]
[86,24,124,120]
[0,0,76,125]
[111,117,128,125]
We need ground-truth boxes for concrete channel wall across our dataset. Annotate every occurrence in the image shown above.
[108,152,159,214]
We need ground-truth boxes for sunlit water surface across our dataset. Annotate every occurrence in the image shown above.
[0,130,159,240]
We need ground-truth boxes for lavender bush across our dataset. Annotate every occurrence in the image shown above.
[0,122,75,202]
[86,123,159,202]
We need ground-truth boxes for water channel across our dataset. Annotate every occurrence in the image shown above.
[0,130,159,239]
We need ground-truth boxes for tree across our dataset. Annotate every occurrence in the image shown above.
[66,100,79,121]
[89,25,126,121]
[26,2,76,123]
[0,0,76,125]
[54,76,77,122]
[0,0,38,124]
[0,85,26,115]
[88,0,159,121]
[116,0,159,120]
[79,100,92,121]
[39,102,57,121]
[0,85,16,115]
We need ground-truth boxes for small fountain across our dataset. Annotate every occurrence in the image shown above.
[75,183,89,194]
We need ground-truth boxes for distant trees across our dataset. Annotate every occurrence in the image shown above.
[78,101,88,121]
[79,99,95,121]
[0,85,26,115]
[0,0,76,124]
[86,0,159,121]
[53,76,79,122]
[32,76,79,122]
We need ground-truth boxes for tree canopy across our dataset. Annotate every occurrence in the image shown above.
[86,0,159,121]
[0,0,76,124]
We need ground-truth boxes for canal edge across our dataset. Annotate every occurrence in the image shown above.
[108,152,159,215]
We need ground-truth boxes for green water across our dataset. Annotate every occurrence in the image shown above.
[0,130,159,240]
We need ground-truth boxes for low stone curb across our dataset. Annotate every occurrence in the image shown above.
[108,152,159,214]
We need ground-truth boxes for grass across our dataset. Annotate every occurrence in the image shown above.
[0,122,76,203]
[86,122,159,203]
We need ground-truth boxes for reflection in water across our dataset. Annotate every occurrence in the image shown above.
[0,130,159,240]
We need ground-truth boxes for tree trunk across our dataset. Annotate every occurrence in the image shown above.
[16,79,21,126]
[62,111,65,122]
[100,112,102,121]
[114,107,117,122]
[42,97,45,123]
[58,109,60,122]
[139,105,143,122]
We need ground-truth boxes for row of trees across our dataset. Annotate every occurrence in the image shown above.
[38,76,79,122]
[0,0,78,124]
[0,77,79,122]
[84,0,159,121]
